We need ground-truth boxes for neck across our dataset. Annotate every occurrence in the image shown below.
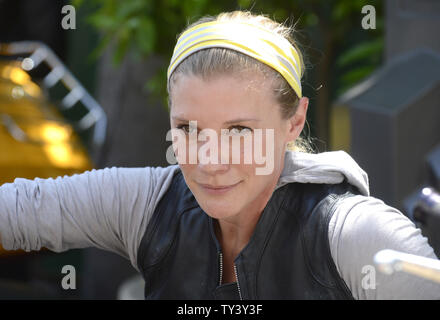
[214,153,286,269]
[215,214,259,257]
[214,180,277,258]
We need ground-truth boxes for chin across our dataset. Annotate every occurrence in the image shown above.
[196,199,240,220]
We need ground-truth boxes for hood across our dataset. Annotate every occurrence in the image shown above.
[276,150,370,196]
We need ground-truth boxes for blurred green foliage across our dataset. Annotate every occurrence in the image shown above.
[73,0,235,103]
[337,37,383,94]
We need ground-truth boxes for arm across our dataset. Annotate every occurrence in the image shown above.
[0,165,179,271]
[328,195,440,299]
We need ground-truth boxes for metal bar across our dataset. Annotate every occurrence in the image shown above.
[374,249,440,283]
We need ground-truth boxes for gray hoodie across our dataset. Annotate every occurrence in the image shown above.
[0,150,439,299]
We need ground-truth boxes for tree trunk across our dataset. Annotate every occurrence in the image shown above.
[314,24,334,151]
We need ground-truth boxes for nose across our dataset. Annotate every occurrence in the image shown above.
[198,161,230,175]
[197,137,230,175]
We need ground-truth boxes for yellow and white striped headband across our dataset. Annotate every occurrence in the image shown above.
[167,20,302,98]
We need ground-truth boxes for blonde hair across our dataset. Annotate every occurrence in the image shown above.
[168,11,313,153]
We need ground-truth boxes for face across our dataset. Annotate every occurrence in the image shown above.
[169,72,308,222]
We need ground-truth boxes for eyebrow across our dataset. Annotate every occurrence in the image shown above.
[171,116,261,124]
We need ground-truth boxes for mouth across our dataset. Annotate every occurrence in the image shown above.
[197,181,242,195]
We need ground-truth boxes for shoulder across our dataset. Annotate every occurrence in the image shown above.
[328,195,440,299]
[328,195,433,257]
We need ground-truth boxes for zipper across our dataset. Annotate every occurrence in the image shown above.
[234,264,243,300]
[218,252,223,286]
[218,252,243,300]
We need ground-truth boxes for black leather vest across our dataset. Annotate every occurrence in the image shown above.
[137,169,358,299]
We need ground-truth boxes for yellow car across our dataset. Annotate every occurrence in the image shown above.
[0,42,106,256]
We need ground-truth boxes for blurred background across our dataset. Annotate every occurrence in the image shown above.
[0,0,438,299]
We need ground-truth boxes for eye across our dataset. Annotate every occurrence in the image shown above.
[176,124,197,134]
[228,126,253,135]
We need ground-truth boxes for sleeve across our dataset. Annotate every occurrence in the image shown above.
[328,195,440,299]
[0,165,179,271]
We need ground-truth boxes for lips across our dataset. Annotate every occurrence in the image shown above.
[197,181,242,194]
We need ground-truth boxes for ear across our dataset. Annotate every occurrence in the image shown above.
[286,97,309,142]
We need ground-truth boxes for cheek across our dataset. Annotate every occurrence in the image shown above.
[248,128,286,176]
[179,163,195,179]
[178,164,198,194]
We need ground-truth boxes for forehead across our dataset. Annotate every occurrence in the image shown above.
[169,74,277,123]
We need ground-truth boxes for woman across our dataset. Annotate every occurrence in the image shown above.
[0,11,439,299]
